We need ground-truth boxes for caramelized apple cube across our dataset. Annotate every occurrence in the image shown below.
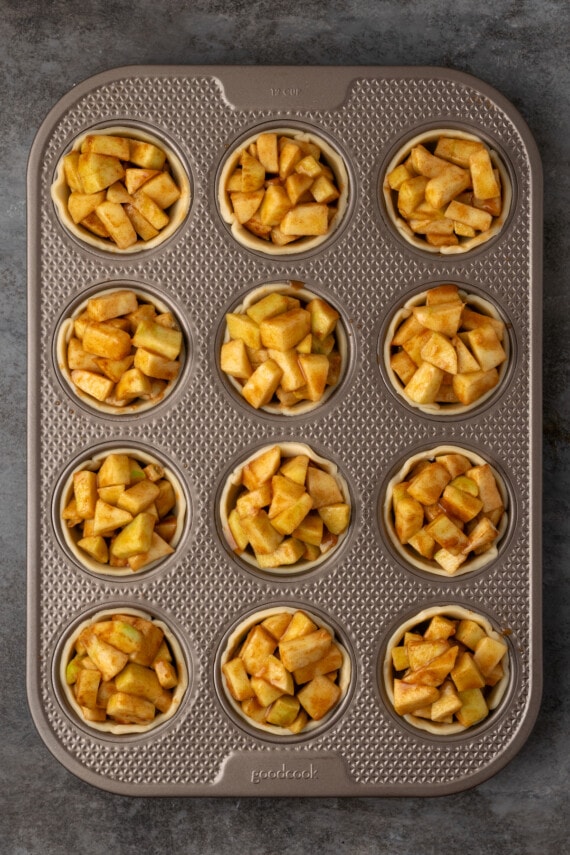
[407,462,451,505]
[464,326,507,371]
[256,654,295,694]
[279,454,309,485]
[140,171,181,209]
[425,164,470,209]
[455,688,489,727]
[267,348,305,391]
[423,614,457,641]
[390,350,418,384]
[127,532,175,571]
[393,679,440,716]
[445,199,493,232]
[245,293,290,325]
[115,367,152,401]
[407,527,436,559]
[279,628,332,672]
[412,301,464,337]
[473,636,508,677]
[451,652,486,691]
[430,680,463,721]
[242,446,281,490]
[68,190,107,223]
[305,467,344,509]
[240,510,284,555]
[406,639,450,671]
[230,189,265,223]
[241,359,283,409]
[268,475,305,518]
[106,692,155,724]
[260,308,311,351]
[452,368,499,404]
[259,184,293,226]
[391,645,410,672]
[298,353,330,401]
[293,643,344,684]
[95,200,137,249]
[226,313,262,350]
[109,512,155,559]
[280,611,318,642]
[240,625,278,676]
[271,492,313,536]
[394,495,424,544]
[404,362,444,404]
[397,175,429,217]
[297,675,341,721]
[250,677,284,707]
[236,482,273,518]
[261,613,293,641]
[463,516,498,554]
[116,480,160,515]
[222,657,255,701]
[317,502,350,535]
[285,172,314,204]
[420,331,458,374]
[255,133,279,173]
[425,514,469,552]
[403,646,459,687]
[279,203,329,236]
[266,694,300,727]
[227,508,249,553]
[469,147,501,200]
[440,484,483,522]
[83,631,129,682]
[255,537,306,569]
[433,548,468,575]
[278,140,303,181]
[74,668,101,709]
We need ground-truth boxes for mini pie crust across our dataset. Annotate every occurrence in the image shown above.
[59,446,187,576]
[222,282,348,416]
[383,444,508,577]
[51,125,191,254]
[382,604,510,735]
[384,288,510,416]
[219,441,351,573]
[220,605,352,737]
[218,127,349,255]
[382,128,512,255]
[55,286,186,416]
[60,606,188,735]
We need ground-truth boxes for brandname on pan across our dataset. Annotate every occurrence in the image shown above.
[251,762,319,785]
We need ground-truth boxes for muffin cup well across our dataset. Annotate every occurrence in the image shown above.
[57,445,187,577]
[383,287,511,417]
[58,605,189,736]
[51,125,191,254]
[382,128,512,256]
[219,441,352,576]
[217,126,350,256]
[55,284,189,417]
[218,604,352,739]
[382,604,511,736]
[382,444,509,578]
[219,281,349,417]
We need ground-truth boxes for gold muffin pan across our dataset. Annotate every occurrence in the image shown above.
[27,66,541,796]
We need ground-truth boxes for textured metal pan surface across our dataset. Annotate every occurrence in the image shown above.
[27,65,542,796]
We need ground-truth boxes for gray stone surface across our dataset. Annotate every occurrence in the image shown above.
[1,0,568,852]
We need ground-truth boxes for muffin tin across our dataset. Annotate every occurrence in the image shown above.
[27,66,542,796]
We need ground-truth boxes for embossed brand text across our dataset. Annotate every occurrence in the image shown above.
[251,762,319,785]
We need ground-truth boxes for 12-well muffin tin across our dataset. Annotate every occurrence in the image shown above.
[27,65,542,796]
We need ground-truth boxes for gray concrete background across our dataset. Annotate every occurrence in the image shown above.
[2,1,568,852]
